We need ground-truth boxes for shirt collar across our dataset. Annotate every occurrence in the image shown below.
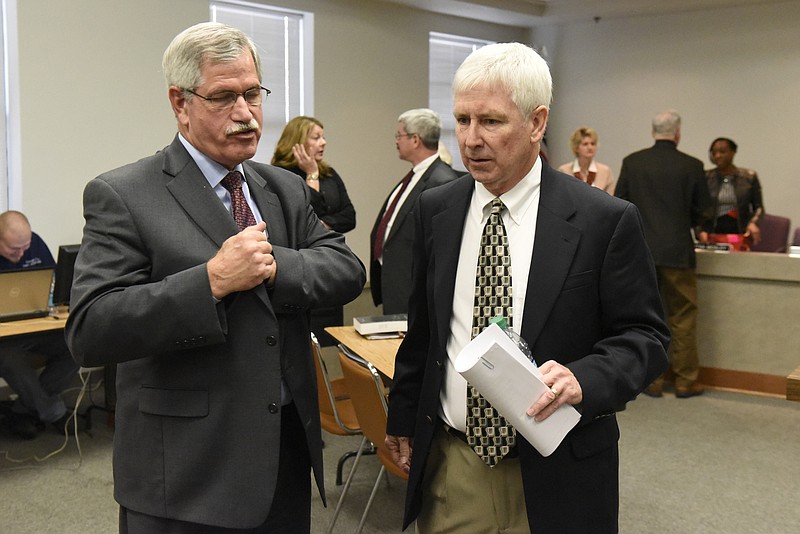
[474,156,542,226]
[571,159,598,174]
[178,133,246,188]
[412,153,439,175]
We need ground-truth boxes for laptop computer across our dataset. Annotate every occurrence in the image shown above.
[0,267,55,322]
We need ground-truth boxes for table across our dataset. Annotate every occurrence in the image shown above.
[0,312,68,338]
[325,326,402,378]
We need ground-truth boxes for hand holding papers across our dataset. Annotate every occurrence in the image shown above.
[454,323,581,457]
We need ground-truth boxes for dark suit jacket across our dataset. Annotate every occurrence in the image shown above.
[615,140,712,268]
[369,157,458,314]
[65,136,365,529]
[386,163,669,532]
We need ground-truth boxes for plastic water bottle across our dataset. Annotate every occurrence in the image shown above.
[489,315,535,364]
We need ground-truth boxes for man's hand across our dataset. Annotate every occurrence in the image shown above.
[385,434,413,474]
[207,222,275,299]
[526,360,583,422]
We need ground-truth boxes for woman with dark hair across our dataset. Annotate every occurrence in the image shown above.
[272,116,356,345]
[705,137,763,244]
[272,116,356,233]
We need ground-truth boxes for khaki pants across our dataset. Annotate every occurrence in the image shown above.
[416,424,530,534]
[656,266,700,388]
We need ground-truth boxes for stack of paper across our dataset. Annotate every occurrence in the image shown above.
[454,323,580,457]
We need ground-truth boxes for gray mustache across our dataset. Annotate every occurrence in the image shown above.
[226,120,259,135]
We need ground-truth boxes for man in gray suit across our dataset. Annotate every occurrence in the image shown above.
[65,23,365,533]
[370,108,458,314]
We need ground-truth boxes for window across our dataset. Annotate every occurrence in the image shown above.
[1,0,21,209]
[429,32,494,172]
[211,1,313,163]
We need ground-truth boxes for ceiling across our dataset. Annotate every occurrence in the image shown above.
[382,0,790,27]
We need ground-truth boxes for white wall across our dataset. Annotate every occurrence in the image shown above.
[15,0,800,265]
[543,1,800,230]
[15,0,523,266]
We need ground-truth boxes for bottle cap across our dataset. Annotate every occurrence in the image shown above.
[489,315,508,329]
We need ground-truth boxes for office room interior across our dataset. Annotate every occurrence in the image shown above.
[2,2,799,532]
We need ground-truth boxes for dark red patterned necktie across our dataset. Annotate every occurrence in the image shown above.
[221,171,257,230]
[373,170,414,259]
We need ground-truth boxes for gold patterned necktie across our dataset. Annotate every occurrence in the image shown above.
[466,198,516,467]
[221,171,257,230]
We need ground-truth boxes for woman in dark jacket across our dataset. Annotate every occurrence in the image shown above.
[272,116,356,344]
[705,137,764,244]
[272,116,356,233]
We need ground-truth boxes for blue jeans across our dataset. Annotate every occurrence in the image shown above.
[0,330,78,422]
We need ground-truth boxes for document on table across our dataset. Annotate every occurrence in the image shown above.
[453,323,581,457]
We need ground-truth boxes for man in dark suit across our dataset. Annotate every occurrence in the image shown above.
[370,108,457,314]
[615,110,713,399]
[65,23,365,533]
[385,43,669,533]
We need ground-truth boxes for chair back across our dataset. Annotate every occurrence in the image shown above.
[792,226,800,247]
[338,344,407,480]
[750,213,791,253]
[312,333,359,435]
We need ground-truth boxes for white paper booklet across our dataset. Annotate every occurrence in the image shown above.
[453,323,581,457]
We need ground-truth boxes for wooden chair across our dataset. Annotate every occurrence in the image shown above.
[311,333,370,487]
[332,344,408,534]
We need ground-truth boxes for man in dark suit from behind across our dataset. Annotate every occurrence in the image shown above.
[65,22,365,533]
[370,108,458,314]
[615,110,713,399]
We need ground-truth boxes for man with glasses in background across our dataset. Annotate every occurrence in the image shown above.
[370,108,458,315]
[66,22,365,533]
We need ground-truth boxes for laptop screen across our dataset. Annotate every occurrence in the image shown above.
[0,267,55,322]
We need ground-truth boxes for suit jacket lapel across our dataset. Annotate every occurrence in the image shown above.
[386,158,442,245]
[521,165,581,348]
[162,137,274,310]
[433,177,473,348]
[163,137,238,248]
[242,162,286,248]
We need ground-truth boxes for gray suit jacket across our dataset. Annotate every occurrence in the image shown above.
[369,157,458,314]
[65,136,365,529]
[386,163,669,532]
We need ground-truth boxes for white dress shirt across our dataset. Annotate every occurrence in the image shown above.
[378,153,440,263]
[440,157,542,432]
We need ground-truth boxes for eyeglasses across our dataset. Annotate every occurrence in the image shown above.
[185,86,271,111]
[394,132,416,140]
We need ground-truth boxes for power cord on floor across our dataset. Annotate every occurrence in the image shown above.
[0,368,93,470]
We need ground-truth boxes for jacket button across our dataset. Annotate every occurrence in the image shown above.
[266,336,277,346]
[268,403,279,414]
[425,415,433,424]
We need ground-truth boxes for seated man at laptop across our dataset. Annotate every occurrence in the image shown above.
[0,210,80,439]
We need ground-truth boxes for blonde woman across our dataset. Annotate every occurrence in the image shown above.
[272,116,356,345]
[558,126,615,194]
[272,116,355,233]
